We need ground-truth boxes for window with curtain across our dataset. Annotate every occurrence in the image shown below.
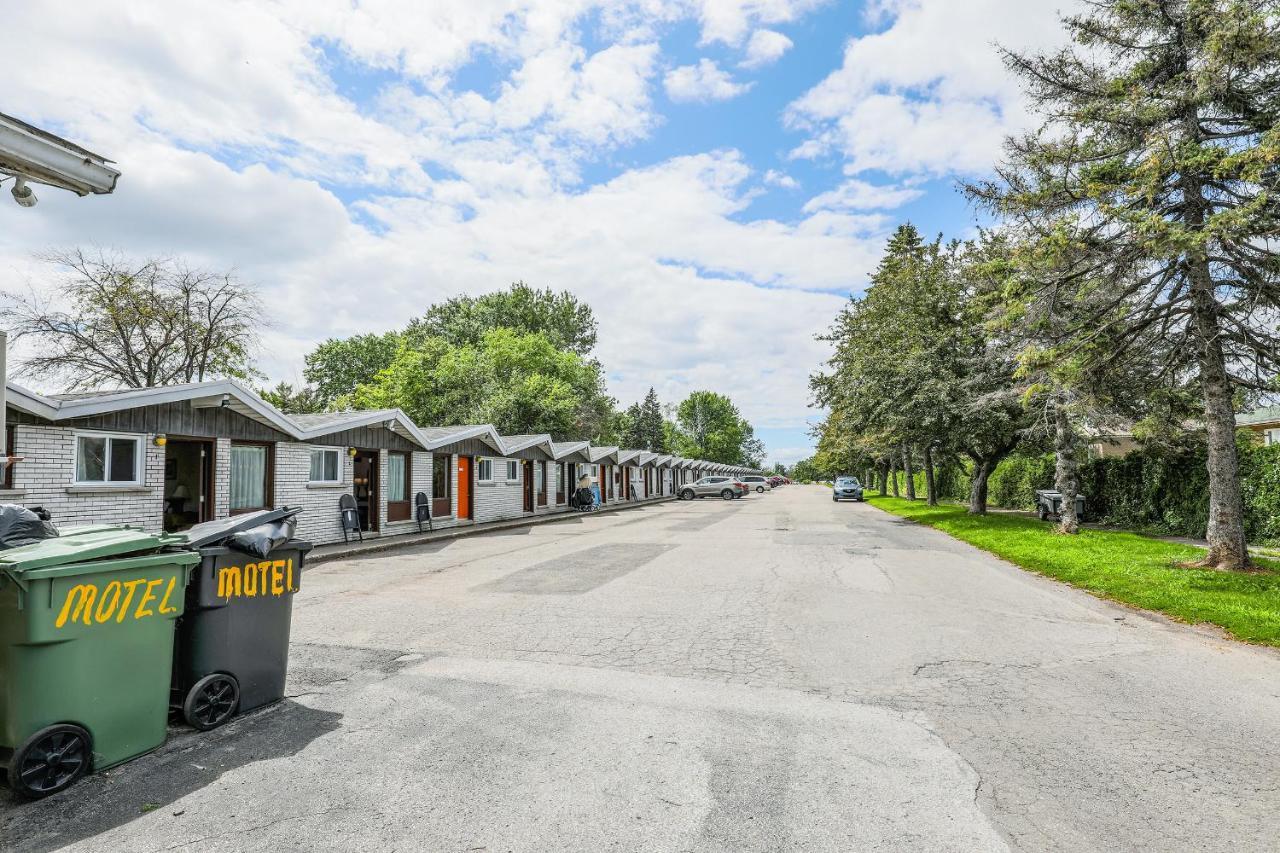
[309,447,340,483]
[230,443,270,511]
[75,433,141,484]
[388,453,407,501]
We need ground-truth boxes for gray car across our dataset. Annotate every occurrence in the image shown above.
[680,476,743,501]
[832,476,863,502]
[739,475,773,494]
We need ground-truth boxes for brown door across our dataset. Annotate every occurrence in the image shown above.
[432,453,452,518]
[387,452,411,522]
[457,456,472,520]
[599,464,607,504]
[523,460,535,512]
[353,450,379,532]
[537,462,548,506]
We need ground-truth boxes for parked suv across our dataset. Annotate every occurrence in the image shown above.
[832,476,863,502]
[740,475,773,494]
[681,476,744,501]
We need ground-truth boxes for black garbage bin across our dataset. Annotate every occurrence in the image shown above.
[170,510,313,730]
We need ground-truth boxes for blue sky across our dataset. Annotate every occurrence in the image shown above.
[0,1,1074,464]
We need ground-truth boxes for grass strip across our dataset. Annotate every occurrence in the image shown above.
[867,494,1280,646]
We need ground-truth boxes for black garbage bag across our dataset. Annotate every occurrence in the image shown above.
[0,503,58,548]
[228,512,299,558]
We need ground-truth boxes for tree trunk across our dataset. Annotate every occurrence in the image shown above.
[967,456,993,514]
[924,443,937,506]
[902,444,916,500]
[1053,395,1080,535]
[1180,143,1250,569]
[890,457,900,497]
[1190,271,1251,568]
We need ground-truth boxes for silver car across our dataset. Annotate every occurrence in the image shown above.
[679,476,743,501]
[739,475,773,494]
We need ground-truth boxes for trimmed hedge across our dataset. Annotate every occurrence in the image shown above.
[980,439,1280,544]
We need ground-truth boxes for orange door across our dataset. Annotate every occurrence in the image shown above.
[599,464,607,504]
[457,456,472,519]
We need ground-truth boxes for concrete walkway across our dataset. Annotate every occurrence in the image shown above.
[307,495,675,563]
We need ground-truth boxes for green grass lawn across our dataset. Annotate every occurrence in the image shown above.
[867,494,1280,646]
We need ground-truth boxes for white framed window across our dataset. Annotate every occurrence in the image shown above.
[478,458,494,482]
[535,461,544,494]
[506,460,519,481]
[308,447,341,483]
[74,432,143,485]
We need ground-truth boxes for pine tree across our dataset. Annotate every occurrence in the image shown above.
[971,0,1280,568]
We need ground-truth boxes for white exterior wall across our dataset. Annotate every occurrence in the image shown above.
[5,424,166,532]
[272,441,354,545]
[473,456,524,523]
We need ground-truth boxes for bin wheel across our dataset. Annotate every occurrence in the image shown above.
[183,673,240,731]
[7,724,92,799]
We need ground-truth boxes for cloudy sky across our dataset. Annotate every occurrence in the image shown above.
[0,0,1076,465]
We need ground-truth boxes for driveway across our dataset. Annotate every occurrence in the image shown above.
[4,487,1278,851]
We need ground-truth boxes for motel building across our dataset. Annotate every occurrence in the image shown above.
[0,379,728,548]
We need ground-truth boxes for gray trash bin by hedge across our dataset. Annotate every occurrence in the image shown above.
[170,510,312,730]
[1034,490,1085,522]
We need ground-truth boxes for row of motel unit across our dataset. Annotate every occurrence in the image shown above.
[0,379,762,547]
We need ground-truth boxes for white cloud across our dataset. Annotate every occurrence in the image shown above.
[786,0,1078,177]
[0,0,870,449]
[693,0,827,46]
[741,29,794,68]
[763,169,799,190]
[802,178,924,212]
[664,59,753,102]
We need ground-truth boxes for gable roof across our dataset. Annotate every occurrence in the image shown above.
[291,409,429,448]
[418,424,505,454]
[588,446,620,463]
[499,434,555,457]
[549,440,591,461]
[7,379,299,436]
[616,449,643,464]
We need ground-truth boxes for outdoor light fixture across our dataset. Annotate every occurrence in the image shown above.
[219,394,231,408]
[154,434,167,447]
[0,111,121,206]
[348,447,358,458]
[9,176,35,208]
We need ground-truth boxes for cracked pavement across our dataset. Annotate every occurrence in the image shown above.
[3,486,1279,851]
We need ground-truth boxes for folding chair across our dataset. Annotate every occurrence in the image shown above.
[339,493,362,543]
[415,491,433,533]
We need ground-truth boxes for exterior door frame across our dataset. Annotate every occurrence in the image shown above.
[354,448,380,532]
[523,460,535,512]
[164,436,215,530]
[457,456,473,520]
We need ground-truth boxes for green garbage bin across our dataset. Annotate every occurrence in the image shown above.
[171,509,312,730]
[0,528,199,799]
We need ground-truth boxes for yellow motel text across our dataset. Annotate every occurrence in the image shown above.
[216,559,296,600]
[55,574,181,629]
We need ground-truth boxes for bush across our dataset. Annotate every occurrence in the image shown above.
[985,434,1280,543]
[988,454,1056,511]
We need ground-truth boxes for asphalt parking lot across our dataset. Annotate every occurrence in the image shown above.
[4,486,1279,852]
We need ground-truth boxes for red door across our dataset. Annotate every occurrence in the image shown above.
[457,456,472,520]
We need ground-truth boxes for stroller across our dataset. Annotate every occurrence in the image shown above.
[570,485,597,512]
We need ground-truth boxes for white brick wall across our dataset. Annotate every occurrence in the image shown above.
[7,424,166,532]
[473,456,525,523]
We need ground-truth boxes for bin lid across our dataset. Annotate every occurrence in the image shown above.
[178,508,298,549]
[0,527,174,574]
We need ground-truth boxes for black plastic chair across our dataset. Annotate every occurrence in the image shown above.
[339,493,361,543]
[415,491,433,533]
